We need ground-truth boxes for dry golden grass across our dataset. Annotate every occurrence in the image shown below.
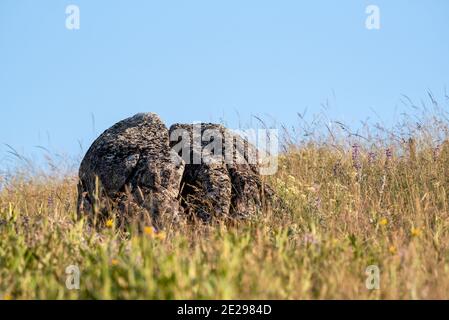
[2,104,449,299]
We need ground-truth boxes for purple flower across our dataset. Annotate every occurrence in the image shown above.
[368,152,376,165]
[352,144,361,171]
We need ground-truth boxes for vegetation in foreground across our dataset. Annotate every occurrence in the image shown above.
[2,101,449,299]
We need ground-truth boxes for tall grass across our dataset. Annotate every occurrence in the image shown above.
[2,96,449,299]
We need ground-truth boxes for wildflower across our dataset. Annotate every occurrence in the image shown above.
[155,231,167,241]
[144,226,155,236]
[379,218,388,226]
[352,144,361,171]
[111,259,119,266]
[389,245,397,255]
[105,219,114,228]
[144,226,166,241]
[411,227,422,238]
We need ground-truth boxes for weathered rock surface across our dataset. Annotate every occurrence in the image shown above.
[169,123,273,221]
[77,113,185,227]
[77,113,273,227]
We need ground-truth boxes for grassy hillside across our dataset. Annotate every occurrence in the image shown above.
[2,107,449,299]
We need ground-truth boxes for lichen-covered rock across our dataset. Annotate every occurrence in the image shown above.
[169,123,273,221]
[77,113,185,227]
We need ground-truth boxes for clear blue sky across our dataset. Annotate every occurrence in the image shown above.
[1,0,449,165]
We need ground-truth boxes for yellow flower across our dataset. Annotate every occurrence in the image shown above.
[411,227,422,238]
[144,226,166,240]
[155,231,167,241]
[105,219,114,228]
[144,226,155,236]
[379,218,388,226]
[3,293,12,300]
[389,245,397,255]
[111,259,119,266]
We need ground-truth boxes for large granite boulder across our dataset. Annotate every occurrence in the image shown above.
[77,113,273,227]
